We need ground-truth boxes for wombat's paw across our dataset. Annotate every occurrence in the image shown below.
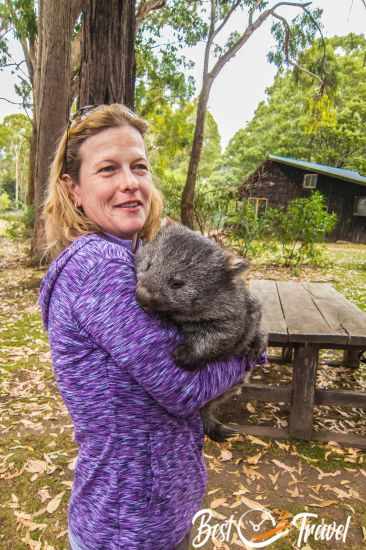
[205,422,239,442]
[173,346,205,371]
[248,333,267,361]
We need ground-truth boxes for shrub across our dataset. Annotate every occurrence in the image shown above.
[0,192,11,212]
[4,206,35,241]
[267,191,337,266]
[225,200,272,257]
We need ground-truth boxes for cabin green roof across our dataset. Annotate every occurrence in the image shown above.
[269,155,366,187]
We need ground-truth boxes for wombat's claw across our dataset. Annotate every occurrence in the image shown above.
[203,417,239,442]
[206,424,239,443]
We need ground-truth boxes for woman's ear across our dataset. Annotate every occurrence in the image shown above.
[62,174,81,207]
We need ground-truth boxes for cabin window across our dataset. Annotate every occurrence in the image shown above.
[303,173,318,189]
[248,197,268,217]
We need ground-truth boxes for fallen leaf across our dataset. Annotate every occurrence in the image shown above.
[240,495,268,512]
[220,450,232,462]
[25,459,48,474]
[61,481,73,489]
[246,435,269,447]
[210,497,228,509]
[37,488,51,503]
[307,500,338,508]
[316,468,341,479]
[269,472,280,486]
[68,456,77,471]
[233,487,250,497]
[286,486,301,498]
[271,459,296,474]
[243,465,264,481]
[247,452,263,465]
[47,491,65,513]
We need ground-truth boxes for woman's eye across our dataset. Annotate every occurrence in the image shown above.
[99,165,115,173]
[134,163,148,172]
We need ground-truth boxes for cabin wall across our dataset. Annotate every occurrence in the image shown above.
[239,161,366,243]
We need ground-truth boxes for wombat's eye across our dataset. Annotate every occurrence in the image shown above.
[169,278,185,289]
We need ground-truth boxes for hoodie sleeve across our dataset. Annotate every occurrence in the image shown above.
[72,256,247,419]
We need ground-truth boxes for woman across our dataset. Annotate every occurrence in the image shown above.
[39,103,250,550]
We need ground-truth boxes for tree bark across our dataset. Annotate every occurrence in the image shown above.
[181,80,212,228]
[30,0,78,264]
[26,123,36,207]
[78,0,136,108]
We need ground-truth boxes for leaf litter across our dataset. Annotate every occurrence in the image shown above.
[1,233,366,548]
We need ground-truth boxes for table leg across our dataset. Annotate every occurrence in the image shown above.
[281,346,294,363]
[288,344,318,440]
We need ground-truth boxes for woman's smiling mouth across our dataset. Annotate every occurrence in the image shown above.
[114,200,142,210]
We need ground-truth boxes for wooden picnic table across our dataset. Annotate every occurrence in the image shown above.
[233,280,366,449]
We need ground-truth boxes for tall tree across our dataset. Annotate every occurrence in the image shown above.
[1,0,170,264]
[30,0,83,263]
[31,0,168,262]
[179,0,322,228]
[79,0,136,108]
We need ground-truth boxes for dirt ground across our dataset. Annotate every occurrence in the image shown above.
[194,358,366,549]
[1,234,366,549]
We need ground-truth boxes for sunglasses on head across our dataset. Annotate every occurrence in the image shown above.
[63,105,99,172]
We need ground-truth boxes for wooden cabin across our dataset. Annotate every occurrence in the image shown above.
[238,155,366,243]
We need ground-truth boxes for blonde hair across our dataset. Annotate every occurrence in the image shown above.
[42,103,164,260]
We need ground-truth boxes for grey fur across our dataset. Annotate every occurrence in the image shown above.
[135,223,267,441]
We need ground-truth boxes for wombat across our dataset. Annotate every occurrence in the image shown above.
[135,223,267,441]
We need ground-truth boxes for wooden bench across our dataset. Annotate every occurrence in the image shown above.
[232,280,366,449]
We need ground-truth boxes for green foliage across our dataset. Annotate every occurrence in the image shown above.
[266,191,337,266]
[0,113,31,204]
[224,199,271,257]
[219,34,366,185]
[4,205,34,240]
[193,182,233,235]
[0,191,11,211]
[268,8,323,67]
[137,0,322,221]
[146,103,222,220]
[0,0,36,107]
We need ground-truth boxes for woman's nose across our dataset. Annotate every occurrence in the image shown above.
[118,168,139,191]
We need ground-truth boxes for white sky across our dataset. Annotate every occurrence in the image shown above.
[0,0,365,149]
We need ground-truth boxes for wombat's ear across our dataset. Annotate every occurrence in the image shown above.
[223,251,249,276]
[161,216,177,228]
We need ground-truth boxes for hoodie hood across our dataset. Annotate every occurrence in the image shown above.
[39,233,139,331]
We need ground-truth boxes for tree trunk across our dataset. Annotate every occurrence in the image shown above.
[181,80,212,228]
[26,122,36,207]
[15,143,20,209]
[78,0,136,108]
[30,0,77,265]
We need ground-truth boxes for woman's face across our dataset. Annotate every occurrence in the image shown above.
[67,125,153,239]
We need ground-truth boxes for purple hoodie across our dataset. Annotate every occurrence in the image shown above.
[39,232,250,550]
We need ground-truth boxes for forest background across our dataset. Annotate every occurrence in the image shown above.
[0,0,365,260]
[1,3,366,548]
